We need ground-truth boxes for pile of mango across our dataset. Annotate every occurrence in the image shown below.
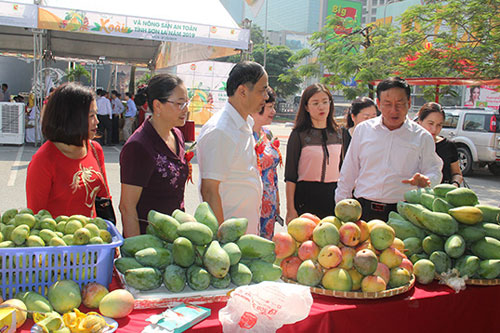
[0,208,112,248]
[390,184,500,283]
[275,200,414,293]
[115,202,281,292]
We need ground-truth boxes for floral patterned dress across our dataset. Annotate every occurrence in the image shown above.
[254,127,282,239]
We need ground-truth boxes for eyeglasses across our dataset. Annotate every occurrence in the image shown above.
[157,98,190,110]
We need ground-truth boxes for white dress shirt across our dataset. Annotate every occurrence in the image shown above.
[96,96,112,119]
[335,116,443,204]
[111,97,124,115]
[197,102,263,235]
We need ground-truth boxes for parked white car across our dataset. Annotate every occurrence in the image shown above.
[440,107,500,176]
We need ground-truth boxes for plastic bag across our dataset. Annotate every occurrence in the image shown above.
[219,281,313,332]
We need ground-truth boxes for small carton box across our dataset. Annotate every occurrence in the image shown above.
[0,307,16,333]
[147,303,210,333]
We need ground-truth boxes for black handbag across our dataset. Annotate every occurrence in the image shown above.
[90,141,116,224]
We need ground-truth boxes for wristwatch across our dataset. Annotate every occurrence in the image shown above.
[451,181,460,187]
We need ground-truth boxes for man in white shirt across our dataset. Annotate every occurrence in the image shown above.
[123,92,137,142]
[96,89,113,145]
[111,90,124,144]
[335,77,442,221]
[197,61,269,235]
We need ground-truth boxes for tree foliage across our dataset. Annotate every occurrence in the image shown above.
[217,25,302,98]
[287,0,499,100]
[66,64,91,83]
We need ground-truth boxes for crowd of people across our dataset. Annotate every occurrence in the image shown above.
[24,61,462,240]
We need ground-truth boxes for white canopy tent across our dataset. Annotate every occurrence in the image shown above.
[0,0,249,66]
[0,0,249,144]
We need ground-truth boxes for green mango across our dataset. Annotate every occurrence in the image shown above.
[62,234,74,245]
[230,263,253,286]
[387,217,426,240]
[457,225,486,243]
[172,209,196,224]
[420,210,458,237]
[475,204,500,224]
[210,273,231,289]
[84,223,100,238]
[91,217,109,230]
[429,251,452,274]
[203,240,231,278]
[135,247,172,270]
[222,242,242,266]
[409,252,429,264]
[1,208,18,224]
[2,224,15,241]
[455,255,480,278]
[163,264,187,292]
[403,237,423,257]
[471,237,500,260]
[478,259,500,279]
[68,215,89,225]
[40,218,57,231]
[172,237,195,267]
[187,265,210,291]
[10,224,30,245]
[64,220,83,234]
[194,245,206,266]
[177,222,213,246]
[49,236,66,246]
[249,260,282,283]
[481,223,500,241]
[15,213,36,228]
[125,267,162,290]
[404,189,421,204]
[55,221,67,233]
[444,234,465,258]
[15,291,53,318]
[114,257,144,274]
[432,197,454,213]
[147,210,179,242]
[420,193,435,211]
[73,228,91,245]
[433,184,457,198]
[120,234,164,257]
[397,202,427,229]
[422,234,445,255]
[217,218,248,243]
[237,234,275,259]
[445,188,478,207]
[194,202,219,237]
[0,240,15,248]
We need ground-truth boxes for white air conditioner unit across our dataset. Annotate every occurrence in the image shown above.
[0,103,25,145]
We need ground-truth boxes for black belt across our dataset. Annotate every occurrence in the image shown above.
[355,197,397,212]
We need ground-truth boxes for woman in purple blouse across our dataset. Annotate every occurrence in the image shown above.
[119,74,190,237]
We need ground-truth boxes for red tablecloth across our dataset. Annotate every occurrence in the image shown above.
[19,277,500,332]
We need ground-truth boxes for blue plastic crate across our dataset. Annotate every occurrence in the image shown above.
[0,220,123,299]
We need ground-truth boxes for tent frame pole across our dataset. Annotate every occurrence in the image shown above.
[32,28,44,147]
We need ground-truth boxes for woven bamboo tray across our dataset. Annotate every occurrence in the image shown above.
[465,278,500,286]
[282,275,415,299]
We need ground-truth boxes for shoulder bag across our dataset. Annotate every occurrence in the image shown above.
[89,141,116,224]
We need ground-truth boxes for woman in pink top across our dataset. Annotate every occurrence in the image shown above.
[284,84,342,223]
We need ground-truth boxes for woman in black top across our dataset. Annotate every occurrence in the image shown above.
[417,102,463,186]
[285,84,342,223]
[341,97,378,160]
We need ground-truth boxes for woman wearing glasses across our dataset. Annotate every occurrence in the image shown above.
[284,83,342,223]
[119,74,190,237]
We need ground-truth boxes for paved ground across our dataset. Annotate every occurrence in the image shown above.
[1,122,499,234]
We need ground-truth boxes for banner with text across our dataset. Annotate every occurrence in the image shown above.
[37,6,250,50]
